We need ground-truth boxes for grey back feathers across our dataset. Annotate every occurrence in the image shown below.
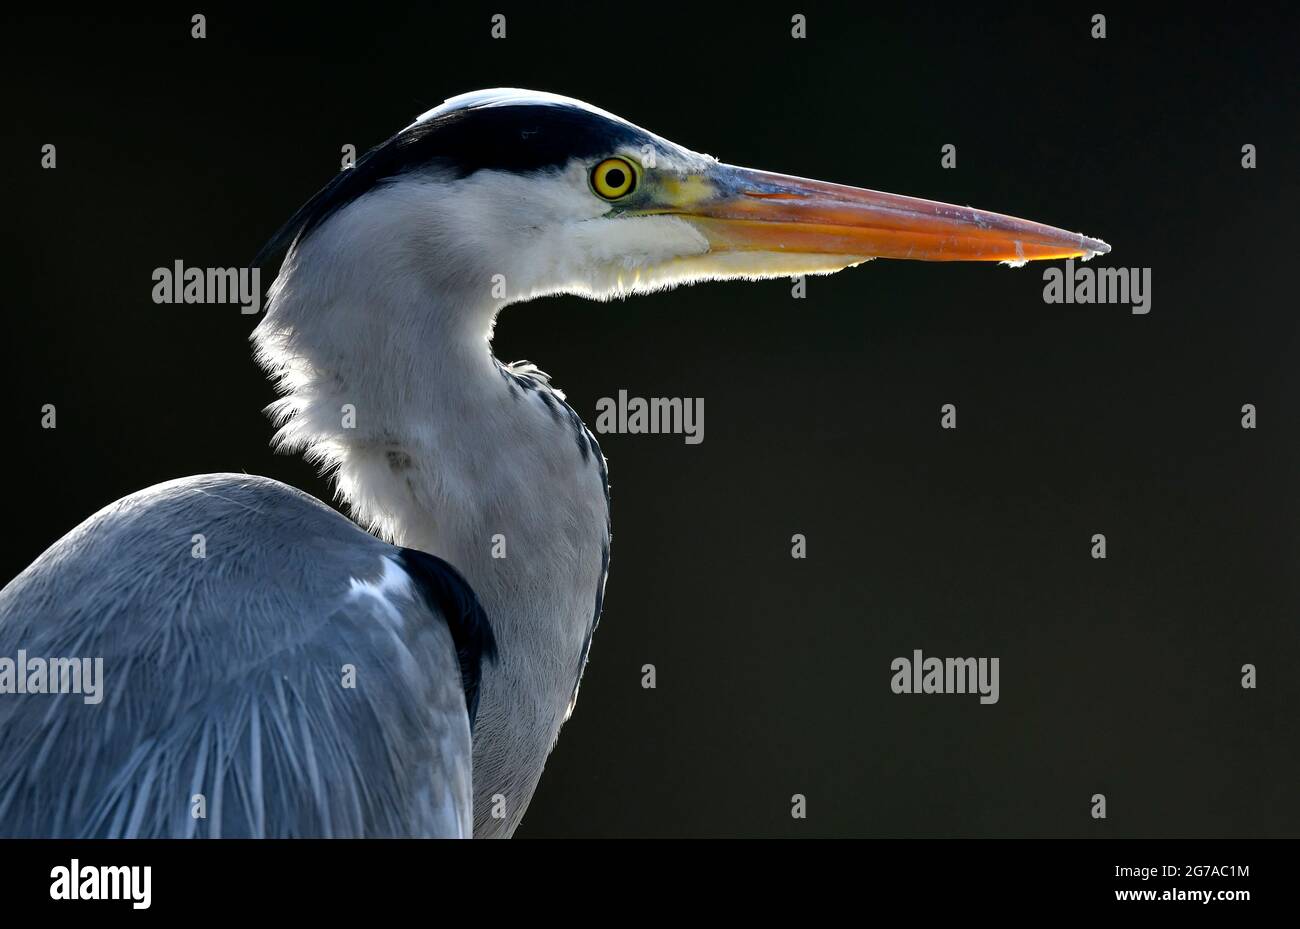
[0,474,493,837]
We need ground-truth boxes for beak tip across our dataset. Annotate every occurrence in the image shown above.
[1082,235,1111,259]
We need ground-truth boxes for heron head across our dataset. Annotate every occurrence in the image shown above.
[261,87,1108,317]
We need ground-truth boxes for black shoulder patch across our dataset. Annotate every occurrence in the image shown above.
[256,102,653,268]
[395,548,498,732]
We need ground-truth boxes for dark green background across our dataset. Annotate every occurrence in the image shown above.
[3,4,1297,836]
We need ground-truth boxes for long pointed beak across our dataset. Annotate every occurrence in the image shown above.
[665,164,1109,264]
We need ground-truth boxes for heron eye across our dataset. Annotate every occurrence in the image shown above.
[591,157,636,200]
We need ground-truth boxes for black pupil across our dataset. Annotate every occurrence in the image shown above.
[604,166,626,190]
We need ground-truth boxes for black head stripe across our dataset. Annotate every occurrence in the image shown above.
[256,100,655,268]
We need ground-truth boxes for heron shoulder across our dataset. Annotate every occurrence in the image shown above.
[0,472,495,723]
[0,472,493,837]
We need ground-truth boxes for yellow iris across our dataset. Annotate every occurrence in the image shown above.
[591,157,636,199]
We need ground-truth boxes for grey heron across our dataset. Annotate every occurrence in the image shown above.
[0,89,1108,838]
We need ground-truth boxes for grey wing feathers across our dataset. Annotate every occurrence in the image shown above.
[0,473,478,837]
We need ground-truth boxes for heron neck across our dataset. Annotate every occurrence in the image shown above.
[255,272,608,838]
